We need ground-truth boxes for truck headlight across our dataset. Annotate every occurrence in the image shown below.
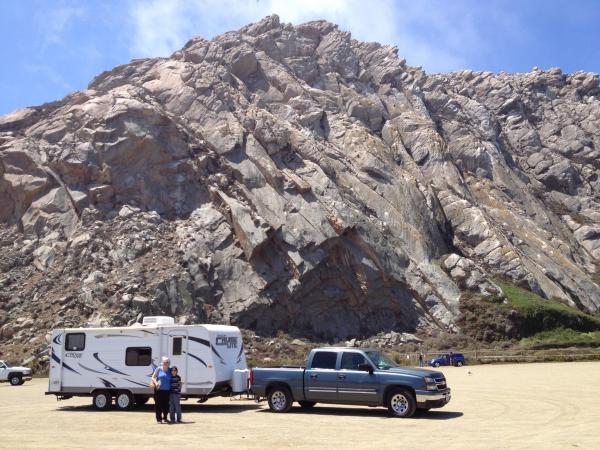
[424,377,437,391]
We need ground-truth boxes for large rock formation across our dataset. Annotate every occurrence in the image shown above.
[1,16,600,361]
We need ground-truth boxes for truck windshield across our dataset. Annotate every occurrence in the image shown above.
[365,351,398,370]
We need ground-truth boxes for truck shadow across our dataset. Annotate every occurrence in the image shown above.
[257,406,463,420]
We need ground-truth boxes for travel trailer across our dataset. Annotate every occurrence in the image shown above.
[46,316,249,410]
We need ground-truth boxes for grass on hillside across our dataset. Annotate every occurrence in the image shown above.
[520,328,600,349]
[494,279,600,335]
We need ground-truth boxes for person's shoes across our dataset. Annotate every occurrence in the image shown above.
[157,420,162,424]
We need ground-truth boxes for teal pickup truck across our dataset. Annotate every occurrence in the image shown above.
[250,347,451,418]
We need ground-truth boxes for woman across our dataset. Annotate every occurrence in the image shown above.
[151,356,172,423]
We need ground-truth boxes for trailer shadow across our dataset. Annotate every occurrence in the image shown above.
[256,406,463,420]
[56,401,261,414]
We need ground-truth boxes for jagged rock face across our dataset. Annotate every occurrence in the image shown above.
[1,16,600,355]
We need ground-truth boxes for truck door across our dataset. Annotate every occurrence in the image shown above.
[0,361,7,380]
[305,350,339,402]
[168,331,188,393]
[337,351,379,404]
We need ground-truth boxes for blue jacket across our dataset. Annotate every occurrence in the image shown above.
[154,367,172,391]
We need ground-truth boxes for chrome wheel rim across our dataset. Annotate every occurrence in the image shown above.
[271,391,287,411]
[117,394,130,408]
[390,394,409,415]
[96,394,108,408]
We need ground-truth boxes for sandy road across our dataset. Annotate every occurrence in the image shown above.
[1,361,598,449]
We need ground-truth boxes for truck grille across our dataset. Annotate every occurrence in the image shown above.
[435,377,446,390]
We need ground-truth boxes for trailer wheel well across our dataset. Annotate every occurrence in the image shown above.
[383,385,416,406]
[266,382,294,401]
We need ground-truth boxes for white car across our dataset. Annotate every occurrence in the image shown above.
[0,360,32,386]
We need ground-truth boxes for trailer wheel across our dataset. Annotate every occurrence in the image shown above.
[93,391,112,410]
[134,395,150,406]
[387,388,416,418]
[267,386,293,413]
[9,374,22,386]
[116,391,134,410]
[298,401,316,409]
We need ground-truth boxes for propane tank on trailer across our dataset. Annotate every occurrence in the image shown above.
[232,369,250,393]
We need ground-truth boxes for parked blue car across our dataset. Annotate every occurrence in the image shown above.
[429,353,465,367]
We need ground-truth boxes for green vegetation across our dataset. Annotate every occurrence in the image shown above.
[520,328,600,349]
[494,279,600,335]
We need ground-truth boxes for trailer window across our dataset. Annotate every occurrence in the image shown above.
[126,347,152,366]
[172,337,183,356]
[65,333,86,351]
[310,351,337,369]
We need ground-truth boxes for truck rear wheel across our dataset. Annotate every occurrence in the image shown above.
[387,388,416,418]
[298,401,316,409]
[267,386,293,413]
[9,374,22,386]
[456,361,463,367]
[93,391,112,410]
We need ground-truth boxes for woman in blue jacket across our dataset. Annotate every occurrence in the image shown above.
[151,356,172,423]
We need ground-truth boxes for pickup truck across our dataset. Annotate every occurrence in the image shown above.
[0,360,32,386]
[250,347,451,418]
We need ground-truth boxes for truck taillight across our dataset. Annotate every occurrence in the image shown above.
[249,368,253,386]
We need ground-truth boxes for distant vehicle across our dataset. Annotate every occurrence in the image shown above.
[429,353,465,367]
[45,316,249,410]
[0,360,32,386]
[250,347,451,418]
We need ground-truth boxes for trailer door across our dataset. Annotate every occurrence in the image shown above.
[168,330,188,393]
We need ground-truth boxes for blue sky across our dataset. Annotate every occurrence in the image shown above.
[1,0,600,116]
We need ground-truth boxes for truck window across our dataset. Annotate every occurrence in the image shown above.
[341,352,368,370]
[125,347,152,366]
[310,351,337,369]
[65,333,86,351]
[172,337,183,356]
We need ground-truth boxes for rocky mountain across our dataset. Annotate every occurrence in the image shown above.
[1,15,600,363]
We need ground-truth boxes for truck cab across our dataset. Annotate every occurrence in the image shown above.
[0,360,32,386]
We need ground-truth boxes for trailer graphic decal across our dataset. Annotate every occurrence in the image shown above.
[93,353,129,376]
[94,334,142,339]
[187,336,210,347]
[52,334,62,345]
[78,362,109,375]
[98,377,116,388]
[216,335,238,348]
[125,379,150,387]
[51,350,81,375]
[236,343,244,363]
[211,345,226,365]
[182,350,207,367]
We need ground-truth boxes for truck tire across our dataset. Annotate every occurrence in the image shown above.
[93,391,112,410]
[456,361,463,367]
[434,362,440,367]
[387,388,416,418]
[134,395,150,406]
[298,401,316,409]
[267,386,293,413]
[9,374,22,386]
[116,391,134,410]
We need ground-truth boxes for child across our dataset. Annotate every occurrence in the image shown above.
[169,366,182,423]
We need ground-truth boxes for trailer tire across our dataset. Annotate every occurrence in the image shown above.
[93,391,112,410]
[267,386,293,413]
[298,401,316,408]
[134,395,150,406]
[116,391,134,410]
[9,374,22,386]
[387,388,416,418]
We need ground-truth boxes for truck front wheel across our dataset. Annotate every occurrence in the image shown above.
[9,374,22,386]
[387,389,416,418]
[267,386,293,413]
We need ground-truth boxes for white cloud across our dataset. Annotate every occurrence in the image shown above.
[128,0,505,72]
[36,4,86,46]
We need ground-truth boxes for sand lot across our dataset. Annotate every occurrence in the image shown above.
[1,361,598,449]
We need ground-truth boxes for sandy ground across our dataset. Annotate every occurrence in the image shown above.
[1,361,597,450]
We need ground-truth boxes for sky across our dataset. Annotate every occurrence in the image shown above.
[1,0,600,116]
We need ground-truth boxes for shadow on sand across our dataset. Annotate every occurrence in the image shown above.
[257,405,463,420]
[57,402,261,414]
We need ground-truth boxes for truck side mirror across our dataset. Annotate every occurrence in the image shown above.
[358,363,374,374]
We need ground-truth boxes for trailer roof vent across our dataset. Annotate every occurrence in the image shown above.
[142,316,175,326]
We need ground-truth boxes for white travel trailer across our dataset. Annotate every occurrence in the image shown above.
[46,316,249,410]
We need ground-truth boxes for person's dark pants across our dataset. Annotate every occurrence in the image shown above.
[155,389,170,422]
